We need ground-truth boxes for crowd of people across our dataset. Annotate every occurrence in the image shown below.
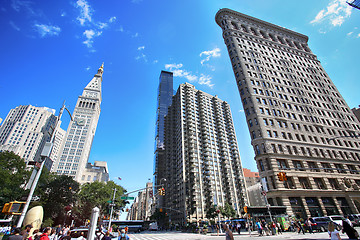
[3,224,130,240]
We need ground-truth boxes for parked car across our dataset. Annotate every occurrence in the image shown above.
[327,215,344,227]
[310,217,332,232]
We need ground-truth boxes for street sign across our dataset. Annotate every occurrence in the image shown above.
[120,196,135,200]
[261,191,266,196]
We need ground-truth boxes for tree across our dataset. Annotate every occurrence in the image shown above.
[205,205,218,225]
[34,174,80,223]
[0,151,30,217]
[74,181,127,224]
[220,202,237,219]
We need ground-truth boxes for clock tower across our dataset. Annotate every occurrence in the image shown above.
[52,64,103,182]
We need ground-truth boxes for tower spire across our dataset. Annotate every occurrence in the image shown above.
[97,62,104,76]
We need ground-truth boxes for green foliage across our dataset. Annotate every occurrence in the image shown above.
[74,181,127,222]
[35,174,80,221]
[42,218,54,227]
[205,205,218,224]
[0,151,30,217]
[220,202,237,219]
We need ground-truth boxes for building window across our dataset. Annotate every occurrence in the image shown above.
[314,178,326,190]
[299,177,312,189]
[328,178,340,190]
[293,161,304,171]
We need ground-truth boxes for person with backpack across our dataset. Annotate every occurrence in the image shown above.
[118,229,129,240]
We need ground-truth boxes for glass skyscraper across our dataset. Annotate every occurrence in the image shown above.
[154,71,173,187]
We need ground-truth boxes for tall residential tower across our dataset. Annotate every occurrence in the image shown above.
[216,9,360,218]
[52,64,103,182]
[164,83,247,224]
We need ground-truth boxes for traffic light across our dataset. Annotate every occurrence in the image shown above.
[282,172,287,181]
[243,206,248,213]
[277,172,287,181]
[2,201,25,215]
[158,188,165,196]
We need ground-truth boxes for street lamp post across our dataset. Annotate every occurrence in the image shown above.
[17,101,73,228]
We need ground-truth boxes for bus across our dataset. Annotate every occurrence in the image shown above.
[102,220,148,233]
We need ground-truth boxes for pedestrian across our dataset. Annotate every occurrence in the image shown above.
[29,229,41,240]
[236,222,241,235]
[222,224,234,240]
[77,232,85,240]
[305,218,314,234]
[118,229,129,240]
[297,220,305,234]
[10,228,23,240]
[101,231,111,240]
[255,219,262,236]
[276,221,282,234]
[21,225,33,240]
[60,230,71,240]
[49,229,57,240]
[345,216,353,227]
[216,224,219,236]
[39,227,51,240]
[328,221,341,240]
[342,219,359,240]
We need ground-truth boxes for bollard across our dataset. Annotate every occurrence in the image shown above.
[88,207,100,240]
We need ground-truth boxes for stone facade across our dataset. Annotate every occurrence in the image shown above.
[52,64,103,182]
[216,8,360,219]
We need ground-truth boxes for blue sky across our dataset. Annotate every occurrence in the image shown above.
[1,0,360,213]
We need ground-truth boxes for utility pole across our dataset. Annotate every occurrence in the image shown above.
[17,102,73,228]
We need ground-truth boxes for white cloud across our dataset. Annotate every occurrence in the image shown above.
[61,11,66,17]
[347,31,353,36]
[82,29,102,48]
[165,63,214,87]
[132,32,139,38]
[9,21,20,31]
[199,74,214,88]
[98,22,108,29]
[357,33,360,38]
[11,0,37,15]
[135,53,147,62]
[165,63,197,82]
[75,0,92,25]
[200,48,221,65]
[137,46,145,51]
[153,60,158,64]
[116,26,124,32]
[85,66,90,71]
[34,23,61,37]
[310,0,352,27]
[109,16,116,23]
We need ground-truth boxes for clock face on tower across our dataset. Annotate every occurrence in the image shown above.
[76,118,86,126]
